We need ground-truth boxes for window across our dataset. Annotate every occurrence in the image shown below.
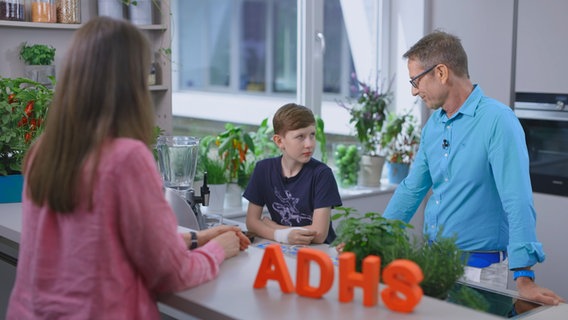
[171,0,383,137]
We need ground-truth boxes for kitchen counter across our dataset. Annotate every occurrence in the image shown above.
[1,202,566,319]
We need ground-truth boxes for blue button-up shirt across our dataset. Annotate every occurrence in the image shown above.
[383,85,545,269]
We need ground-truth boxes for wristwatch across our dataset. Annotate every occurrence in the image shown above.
[189,231,198,250]
[513,270,535,281]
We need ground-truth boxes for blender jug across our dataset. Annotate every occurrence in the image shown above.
[156,136,210,230]
[156,136,199,198]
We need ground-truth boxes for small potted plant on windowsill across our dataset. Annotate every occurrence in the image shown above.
[198,141,228,212]
[380,111,421,184]
[337,73,393,187]
[200,124,256,209]
[19,42,56,86]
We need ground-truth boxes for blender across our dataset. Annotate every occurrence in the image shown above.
[156,136,210,230]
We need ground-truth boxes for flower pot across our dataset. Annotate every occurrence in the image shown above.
[0,174,24,203]
[358,155,385,188]
[387,162,410,185]
[224,183,242,209]
[23,65,55,86]
[207,183,227,212]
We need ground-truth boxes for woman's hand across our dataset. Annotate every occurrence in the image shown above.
[210,232,241,259]
[187,225,251,251]
[196,225,241,246]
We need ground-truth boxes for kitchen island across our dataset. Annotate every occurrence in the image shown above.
[1,202,565,319]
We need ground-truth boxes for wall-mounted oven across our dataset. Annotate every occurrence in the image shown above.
[514,92,568,197]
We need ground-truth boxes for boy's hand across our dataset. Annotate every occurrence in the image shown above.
[287,228,317,245]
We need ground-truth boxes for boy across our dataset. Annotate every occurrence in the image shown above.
[244,103,342,245]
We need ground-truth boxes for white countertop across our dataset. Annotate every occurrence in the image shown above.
[2,202,567,319]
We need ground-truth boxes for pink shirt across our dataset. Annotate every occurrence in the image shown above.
[8,138,225,319]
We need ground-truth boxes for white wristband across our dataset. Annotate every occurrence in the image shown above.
[274,227,308,244]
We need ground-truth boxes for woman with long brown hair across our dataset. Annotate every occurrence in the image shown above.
[8,17,249,319]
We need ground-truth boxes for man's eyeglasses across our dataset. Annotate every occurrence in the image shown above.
[409,65,437,89]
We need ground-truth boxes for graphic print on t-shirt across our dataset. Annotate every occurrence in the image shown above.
[272,188,312,225]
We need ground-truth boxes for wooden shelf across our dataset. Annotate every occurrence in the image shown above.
[0,20,166,31]
[0,20,81,30]
[150,85,168,92]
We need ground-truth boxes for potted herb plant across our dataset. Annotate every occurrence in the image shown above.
[200,124,255,208]
[197,136,229,211]
[19,42,56,86]
[337,73,393,187]
[333,144,360,188]
[0,77,53,202]
[380,111,421,184]
[331,207,469,301]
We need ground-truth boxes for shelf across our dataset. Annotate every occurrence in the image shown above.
[149,85,168,92]
[0,20,166,31]
[0,20,81,30]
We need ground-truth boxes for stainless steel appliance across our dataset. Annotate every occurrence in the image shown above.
[514,92,568,197]
[156,136,210,229]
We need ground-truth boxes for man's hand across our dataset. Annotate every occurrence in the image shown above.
[516,277,565,306]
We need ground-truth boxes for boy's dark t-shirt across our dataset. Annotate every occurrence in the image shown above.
[243,156,342,244]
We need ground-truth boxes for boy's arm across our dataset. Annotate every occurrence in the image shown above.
[301,207,331,244]
[245,202,319,245]
[245,202,278,241]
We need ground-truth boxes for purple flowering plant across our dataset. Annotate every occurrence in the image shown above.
[337,73,393,156]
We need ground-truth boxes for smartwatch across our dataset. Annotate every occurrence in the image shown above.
[189,231,198,250]
[513,270,535,281]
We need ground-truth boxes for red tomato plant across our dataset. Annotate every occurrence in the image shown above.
[0,77,53,175]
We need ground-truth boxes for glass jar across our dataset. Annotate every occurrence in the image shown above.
[0,0,25,21]
[31,0,56,23]
[148,62,157,86]
[56,0,79,24]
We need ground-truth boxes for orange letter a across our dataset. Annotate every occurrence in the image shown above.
[253,244,295,293]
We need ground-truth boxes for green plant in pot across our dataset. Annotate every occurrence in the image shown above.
[249,118,279,162]
[333,144,360,188]
[380,111,421,184]
[198,137,228,185]
[199,125,255,208]
[1,77,53,176]
[337,73,393,187]
[214,123,256,190]
[331,207,482,303]
[19,42,56,86]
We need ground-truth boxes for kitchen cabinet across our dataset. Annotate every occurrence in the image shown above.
[0,238,17,318]
[516,0,568,94]
[0,0,173,133]
[428,0,516,106]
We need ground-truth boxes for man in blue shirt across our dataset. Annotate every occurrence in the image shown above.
[383,30,563,307]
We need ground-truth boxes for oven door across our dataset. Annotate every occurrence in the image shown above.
[518,117,568,197]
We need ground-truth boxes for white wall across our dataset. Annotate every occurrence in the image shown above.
[532,193,568,300]
[427,0,516,107]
